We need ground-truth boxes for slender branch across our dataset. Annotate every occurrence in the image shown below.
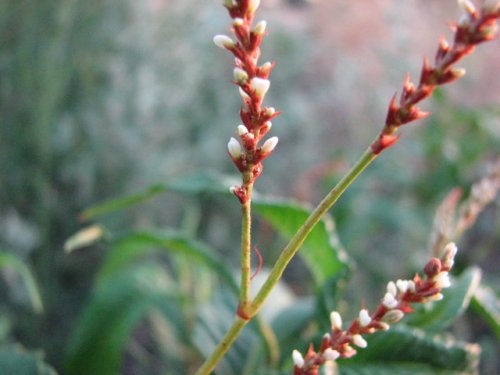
[195,145,378,375]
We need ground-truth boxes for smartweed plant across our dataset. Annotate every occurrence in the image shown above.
[194,0,500,374]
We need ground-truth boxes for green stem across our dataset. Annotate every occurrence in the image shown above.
[239,180,253,312]
[195,145,378,374]
[194,317,248,375]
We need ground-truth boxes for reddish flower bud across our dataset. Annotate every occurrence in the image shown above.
[424,257,442,278]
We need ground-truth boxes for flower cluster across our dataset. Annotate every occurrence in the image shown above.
[371,0,500,154]
[214,0,281,204]
[292,243,458,375]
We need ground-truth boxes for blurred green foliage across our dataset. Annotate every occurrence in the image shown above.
[0,0,498,374]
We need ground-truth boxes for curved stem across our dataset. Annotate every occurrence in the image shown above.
[195,144,378,374]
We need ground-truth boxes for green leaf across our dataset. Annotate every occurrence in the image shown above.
[80,184,167,220]
[406,267,481,331]
[65,263,185,375]
[347,325,480,373]
[253,199,351,287]
[339,362,472,375]
[0,251,43,313]
[0,344,57,375]
[97,231,239,294]
[470,282,500,339]
[79,172,235,220]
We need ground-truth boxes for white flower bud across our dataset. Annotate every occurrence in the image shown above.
[352,334,367,348]
[428,293,444,301]
[442,242,457,269]
[322,348,340,361]
[396,279,409,294]
[227,137,242,158]
[382,292,399,309]
[330,311,342,330]
[386,281,397,297]
[458,0,476,14]
[292,350,305,368]
[261,136,278,154]
[407,280,416,293]
[233,68,248,83]
[239,87,250,101]
[233,18,244,26]
[254,20,267,35]
[213,34,235,49]
[248,0,261,13]
[237,125,249,136]
[358,309,371,327]
[250,77,270,98]
[433,272,451,289]
[379,322,390,330]
[265,107,276,116]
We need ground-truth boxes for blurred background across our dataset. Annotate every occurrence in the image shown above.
[0,0,499,374]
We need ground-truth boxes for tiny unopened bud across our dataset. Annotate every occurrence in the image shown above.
[359,309,371,327]
[265,107,276,116]
[239,87,250,101]
[381,309,405,323]
[233,18,244,27]
[433,272,451,289]
[261,61,272,70]
[237,125,249,136]
[396,279,409,294]
[250,77,271,98]
[458,0,476,14]
[248,0,261,13]
[352,334,367,348]
[379,322,390,330]
[407,280,416,293]
[442,243,458,264]
[261,136,279,154]
[382,292,399,309]
[330,311,342,330]
[323,348,340,361]
[424,258,442,278]
[228,137,242,158]
[261,121,272,133]
[254,20,267,35]
[213,34,235,49]
[428,293,444,301]
[386,281,397,297]
[223,0,234,8]
[452,68,466,79]
[292,350,305,368]
[233,67,248,83]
